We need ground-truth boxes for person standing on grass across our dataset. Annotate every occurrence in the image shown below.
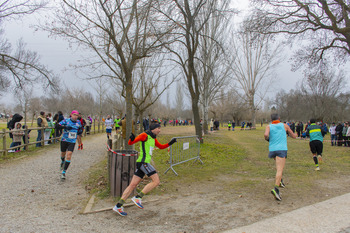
[113,123,177,216]
[264,113,297,201]
[57,110,82,180]
[306,119,326,171]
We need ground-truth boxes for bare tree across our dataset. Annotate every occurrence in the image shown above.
[198,0,232,134]
[298,65,346,121]
[131,56,176,132]
[174,81,184,118]
[228,25,282,127]
[44,0,174,148]
[13,85,33,125]
[158,0,225,141]
[250,0,350,66]
[0,1,57,94]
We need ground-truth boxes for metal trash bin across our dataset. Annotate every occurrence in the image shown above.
[108,149,138,198]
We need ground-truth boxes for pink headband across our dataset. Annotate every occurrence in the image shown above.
[71,110,79,115]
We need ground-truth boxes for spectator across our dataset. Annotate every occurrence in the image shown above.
[342,122,348,147]
[9,122,24,152]
[346,124,350,147]
[45,113,54,145]
[56,111,65,137]
[329,123,337,146]
[335,122,343,146]
[22,124,31,150]
[209,119,214,131]
[36,111,48,147]
[86,116,92,134]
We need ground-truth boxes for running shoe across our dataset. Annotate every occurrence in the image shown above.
[78,145,81,150]
[113,205,127,216]
[131,196,144,209]
[60,173,66,180]
[81,144,83,150]
[318,155,323,163]
[315,166,320,171]
[271,187,281,201]
[279,179,285,188]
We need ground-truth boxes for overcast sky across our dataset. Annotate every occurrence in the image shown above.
[2,0,344,108]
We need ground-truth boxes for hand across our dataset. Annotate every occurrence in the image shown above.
[265,137,269,142]
[66,125,73,130]
[168,138,177,146]
[129,133,135,141]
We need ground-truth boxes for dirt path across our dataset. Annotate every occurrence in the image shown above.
[1,127,349,233]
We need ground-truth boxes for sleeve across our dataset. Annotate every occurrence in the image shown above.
[37,118,42,126]
[128,133,148,145]
[155,139,170,149]
[57,119,67,129]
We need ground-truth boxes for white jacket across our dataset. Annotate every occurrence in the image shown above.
[329,126,336,135]
[347,127,350,137]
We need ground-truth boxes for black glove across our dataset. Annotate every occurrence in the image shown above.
[129,133,135,141]
[168,138,177,146]
[65,125,73,130]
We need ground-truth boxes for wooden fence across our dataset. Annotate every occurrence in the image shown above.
[1,120,106,156]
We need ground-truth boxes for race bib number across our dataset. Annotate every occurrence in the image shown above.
[68,132,77,139]
[149,146,154,155]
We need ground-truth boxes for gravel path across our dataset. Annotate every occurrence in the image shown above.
[0,134,112,233]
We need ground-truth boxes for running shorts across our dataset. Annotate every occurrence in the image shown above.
[134,162,157,178]
[115,127,120,130]
[106,128,112,133]
[268,150,287,159]
[310,140,323,155]
[60,141,76,152]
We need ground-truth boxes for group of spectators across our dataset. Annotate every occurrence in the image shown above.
[286,121,350,147]
[7,111,94,152]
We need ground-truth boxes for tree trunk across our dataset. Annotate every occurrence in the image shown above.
[202,100,209,134]
[125,81,133,150]
[191,98,202,143]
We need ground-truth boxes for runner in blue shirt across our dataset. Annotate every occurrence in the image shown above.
[57,110,82,180]
[264,113,297,201]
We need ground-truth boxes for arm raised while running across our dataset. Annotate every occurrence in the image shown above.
[155,139,170,149]
[264,125,270,141]
[284,124,297,139]
[128,132,147,145]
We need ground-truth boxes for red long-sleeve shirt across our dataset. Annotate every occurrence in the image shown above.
[128,132,169,149]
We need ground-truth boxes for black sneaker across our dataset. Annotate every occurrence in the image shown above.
[279,179,285,188]
[271,187,281,201]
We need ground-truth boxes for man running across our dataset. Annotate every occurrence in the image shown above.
[57,110,82,180]
[264,113,297,201]
[105,115,114,139]
[113,123,177,216]
[306,119,326,171]
[114,116,121,134]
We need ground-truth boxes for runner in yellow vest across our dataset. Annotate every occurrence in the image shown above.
[114,117,121,134]
[228,121,232,131]
[113,123,177,216]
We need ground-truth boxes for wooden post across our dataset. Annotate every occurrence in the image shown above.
[40,127,45,146]
[2,129,7,156]
[24,125,29,151]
